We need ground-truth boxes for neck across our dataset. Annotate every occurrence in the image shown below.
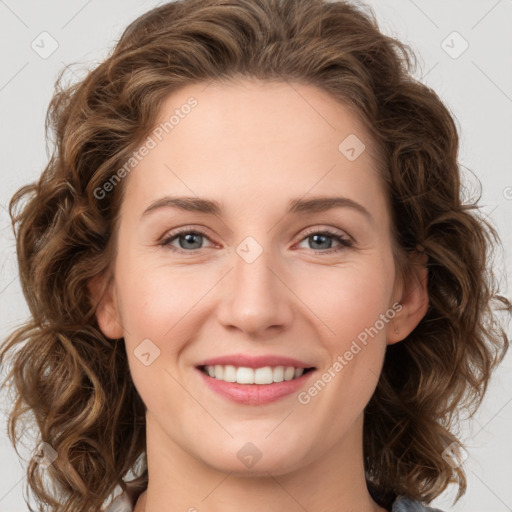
[135,413,386,512]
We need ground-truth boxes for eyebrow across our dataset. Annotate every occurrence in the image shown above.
[141,195,372,220]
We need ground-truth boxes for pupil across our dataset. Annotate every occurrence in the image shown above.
[311,234,331,250]
[180,233,202,249]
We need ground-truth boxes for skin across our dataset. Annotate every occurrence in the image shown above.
[90,79,428,512]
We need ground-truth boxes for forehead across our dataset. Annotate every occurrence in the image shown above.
[120,79,388,220]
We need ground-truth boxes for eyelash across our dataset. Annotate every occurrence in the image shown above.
[159,226,354,255]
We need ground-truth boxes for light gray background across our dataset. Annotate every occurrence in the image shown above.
[1,1,511,511]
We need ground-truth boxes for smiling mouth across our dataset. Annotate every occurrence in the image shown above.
[197,364,315,385]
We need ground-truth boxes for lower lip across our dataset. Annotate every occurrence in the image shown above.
[196,367,315,405]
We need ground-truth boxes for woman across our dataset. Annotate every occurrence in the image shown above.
[1,0,509,511]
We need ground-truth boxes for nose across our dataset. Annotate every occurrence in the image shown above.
[215,241,294,338]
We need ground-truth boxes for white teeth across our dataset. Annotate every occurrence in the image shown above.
[223,365,237,382]
[284,366,295,381]
[236,367,254,384]
[214,365,223,380]
[254,366,273,384]
[273,366,284,382]
[203,364,308,384]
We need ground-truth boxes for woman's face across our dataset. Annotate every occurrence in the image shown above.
[94,79,427,476]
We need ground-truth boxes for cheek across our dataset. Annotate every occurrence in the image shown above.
[296,257,394,405]
[116,266,201,413]
[117,261,205,341]
[296,259,394,346]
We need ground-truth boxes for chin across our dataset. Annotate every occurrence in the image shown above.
[196,437,312,477]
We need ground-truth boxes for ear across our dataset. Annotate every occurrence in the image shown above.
[87,273,124,340]
[387,248,429,345]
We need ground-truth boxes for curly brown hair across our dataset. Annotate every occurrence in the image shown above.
[1,0,510,511]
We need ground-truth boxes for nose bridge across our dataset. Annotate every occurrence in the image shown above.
[235,235,277,294]
[216,234,293,335]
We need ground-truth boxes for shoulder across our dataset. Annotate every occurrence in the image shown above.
[392,496,445,512]
[102,481,146,512]
[102,491,134,512]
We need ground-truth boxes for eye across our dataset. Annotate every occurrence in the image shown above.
[160,228,215,253]
[295,227,353,254]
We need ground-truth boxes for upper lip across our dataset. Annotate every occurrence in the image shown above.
[196,354,315,369]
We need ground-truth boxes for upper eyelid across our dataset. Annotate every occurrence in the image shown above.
[300,226,350,239]
[160,225,216,243]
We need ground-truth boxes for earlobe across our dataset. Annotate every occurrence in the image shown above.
[87,274,124,340]
[388,250,429,345]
